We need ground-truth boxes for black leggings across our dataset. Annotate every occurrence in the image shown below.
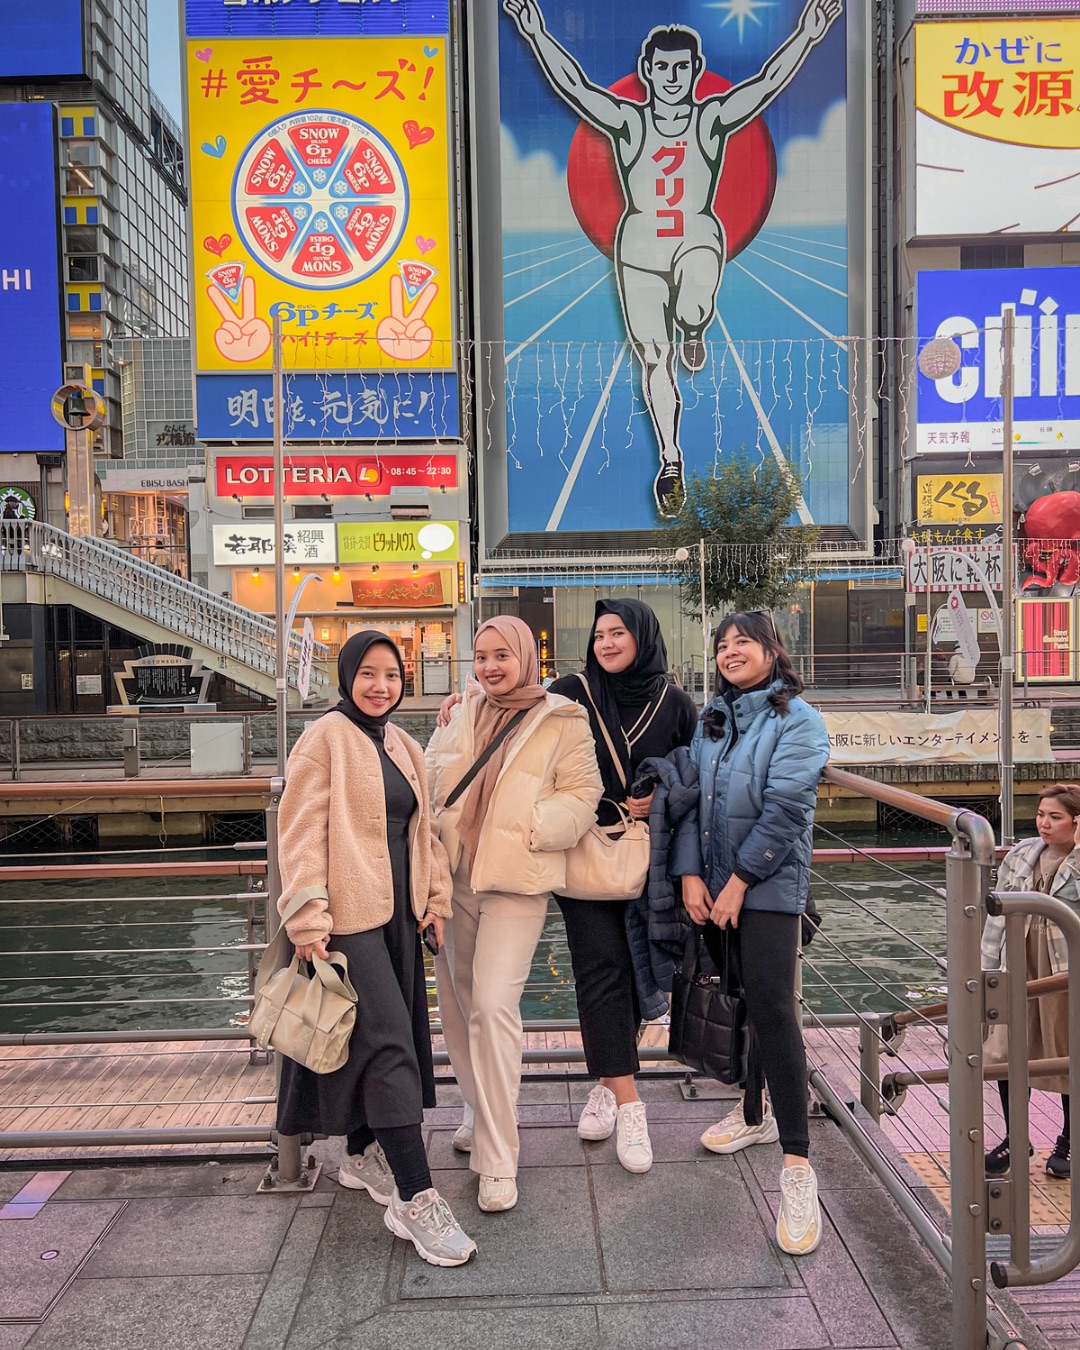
[704,909,809,1160]
[556,895,641,1079]
[347,1123,431,1201]
[997,1081,1071,1144]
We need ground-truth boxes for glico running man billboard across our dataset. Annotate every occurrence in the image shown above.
[477,0,866,540]
[184,0,458,442]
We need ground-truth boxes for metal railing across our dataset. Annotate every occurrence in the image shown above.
[0,520,329,692]
[4,768,1079,1344]
[812,765,1080,1349]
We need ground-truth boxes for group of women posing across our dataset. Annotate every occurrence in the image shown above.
[273,600,831,1268]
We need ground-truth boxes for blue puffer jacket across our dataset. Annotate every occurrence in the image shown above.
[669,682,830,915]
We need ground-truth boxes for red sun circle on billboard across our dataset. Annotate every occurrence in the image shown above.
[566,72,777,261]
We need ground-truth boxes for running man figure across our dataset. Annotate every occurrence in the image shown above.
[504,0,842,515]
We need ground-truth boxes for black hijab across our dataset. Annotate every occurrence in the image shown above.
[583,599,670,789]
[329,630,406,740]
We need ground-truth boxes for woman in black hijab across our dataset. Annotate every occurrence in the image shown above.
[548,601,698,1174]
[274,631,476,1267]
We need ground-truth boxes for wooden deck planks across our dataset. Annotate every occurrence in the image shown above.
[1,1020,1071,1169]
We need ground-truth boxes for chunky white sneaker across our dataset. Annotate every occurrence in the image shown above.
[577,1084,617,1141]
[776,1164,822,1255]
[336,1141,393,1204]
[384,1187,477,1267]
[477,1175,518,1212]
[700,1101,780,1155]
[452,1125,473,1153]
[616,1101,653,1174]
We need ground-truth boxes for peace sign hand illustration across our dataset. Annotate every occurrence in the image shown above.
[207,276,272,362]
[376,275,439,362]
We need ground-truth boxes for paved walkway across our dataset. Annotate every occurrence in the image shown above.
[2,1079,978,1350]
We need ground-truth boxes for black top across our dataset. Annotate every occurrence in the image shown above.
[549,673,699,824]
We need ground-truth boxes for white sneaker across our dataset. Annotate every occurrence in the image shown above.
[700,1101,780,1155]
[478,1175,518,1212]
[616,1101,653,1174]
[452,1125,473,1153]
[336,1141,393,1204]
[577,1084,617,1141]
[384,1187,477,1266]
[776,1164,822,1255]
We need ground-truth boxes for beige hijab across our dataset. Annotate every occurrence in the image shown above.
[456,616,547,871]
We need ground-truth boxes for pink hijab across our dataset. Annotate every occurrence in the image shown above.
[456,617,547,868]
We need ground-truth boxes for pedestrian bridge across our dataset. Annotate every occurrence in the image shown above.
[0,520,329,703]
[1,769,1078,1349]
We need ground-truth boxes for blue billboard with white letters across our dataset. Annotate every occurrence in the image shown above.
[0,0,85,78]
[0,104,64,453]
[917,267,1080,457]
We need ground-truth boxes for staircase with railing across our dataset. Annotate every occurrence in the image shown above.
[0,520,329,701]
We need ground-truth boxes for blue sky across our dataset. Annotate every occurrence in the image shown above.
[148,0,184,124]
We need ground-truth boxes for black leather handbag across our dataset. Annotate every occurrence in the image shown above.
[668,927,749,1086]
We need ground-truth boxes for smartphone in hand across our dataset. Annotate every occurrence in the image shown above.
[421,922,441,956]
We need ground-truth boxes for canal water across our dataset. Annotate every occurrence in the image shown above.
[0,828,964,1037]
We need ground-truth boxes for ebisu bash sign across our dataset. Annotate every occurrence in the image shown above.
[914,20,1080,236]
[184,0,458,440]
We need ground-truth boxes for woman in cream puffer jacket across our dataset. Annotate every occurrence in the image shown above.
[427,691,602,895]
[425,616,602,1214]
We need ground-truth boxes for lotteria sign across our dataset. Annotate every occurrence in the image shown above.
[215,452,457,497]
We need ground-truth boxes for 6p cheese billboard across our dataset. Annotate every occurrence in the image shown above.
[185,0,458,441]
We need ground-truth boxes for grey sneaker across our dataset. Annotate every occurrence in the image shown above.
[452,1125,473,1153]
[478,1175,518,1212]
[337,1141,393,1204]
[384,1187,477,1267]
[616,1101,653,1174]
[700,1101,779,1155]
[577,1084,617,1141]
[776,1164,823,1255]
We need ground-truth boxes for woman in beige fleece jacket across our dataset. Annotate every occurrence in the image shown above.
[275,630,476,1268]
[426,616,602,1214]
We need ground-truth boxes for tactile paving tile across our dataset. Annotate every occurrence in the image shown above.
[903,1151,1071,1225]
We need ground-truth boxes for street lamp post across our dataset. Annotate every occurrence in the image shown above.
[675,540,710,700]
[272,314,288,778]
[999,308,1016,847]
[916,318,1016,845]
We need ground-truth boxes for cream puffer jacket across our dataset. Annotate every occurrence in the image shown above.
[426,691,603,895]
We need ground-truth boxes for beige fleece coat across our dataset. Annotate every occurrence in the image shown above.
[426,692,603,895]
[277,714,452,946]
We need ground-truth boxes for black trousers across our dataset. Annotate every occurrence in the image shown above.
[704,909,809,1159]
[556,895,641,1079]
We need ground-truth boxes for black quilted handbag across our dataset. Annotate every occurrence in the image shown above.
[668,927,749,1086]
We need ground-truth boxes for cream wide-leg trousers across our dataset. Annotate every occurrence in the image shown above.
[434,873,549,1179]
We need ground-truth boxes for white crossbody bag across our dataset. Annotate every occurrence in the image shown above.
[562,674,654,902]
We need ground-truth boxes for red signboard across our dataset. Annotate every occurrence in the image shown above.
[350,570,448,608]
[215,453,457,498]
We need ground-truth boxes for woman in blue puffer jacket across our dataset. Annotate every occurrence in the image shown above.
[669,609,829,1256]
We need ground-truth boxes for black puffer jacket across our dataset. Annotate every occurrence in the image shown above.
[638,748,699,992]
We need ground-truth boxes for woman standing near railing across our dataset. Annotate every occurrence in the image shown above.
[546,600,697,1173]
[982,782,1080,1181]
[669,610,830,1256]
[426,616,602,1214]
[274,631,476,1267]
